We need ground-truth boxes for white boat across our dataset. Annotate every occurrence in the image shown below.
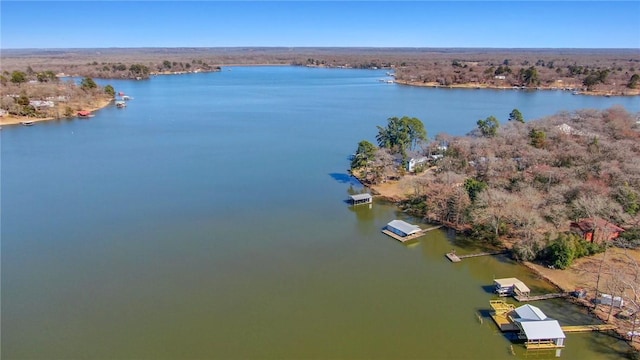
[115,101,126,108]
[21,121,35,126]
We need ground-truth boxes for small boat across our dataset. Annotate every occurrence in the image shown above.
[21,121,34,126]
[122,95,133,101]
[115,101,126,108]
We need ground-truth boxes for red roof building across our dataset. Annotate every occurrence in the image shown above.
[570,218,625,243]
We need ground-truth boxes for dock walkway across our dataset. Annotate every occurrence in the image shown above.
[514,293,568,302]
[561,324,616,333]
[445,252,461,262]
[445,250,507,262]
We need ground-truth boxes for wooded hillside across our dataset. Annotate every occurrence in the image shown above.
[352,107,640,266]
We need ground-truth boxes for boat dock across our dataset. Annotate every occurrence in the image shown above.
[489,299,519,332]
[382,229,421,243]
[445,250,507,262]
[382,224,443,243]
[515,293,568,302]
[445,252,461,262]
[525,341,564,350]
[561,324,616,333]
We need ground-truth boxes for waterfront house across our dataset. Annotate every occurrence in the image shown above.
[570,218,625,243]
[385,220,421,238]
[29,100,54,110]
[348,193,372,206]
[407,157,429,172]
[494,278,531,297]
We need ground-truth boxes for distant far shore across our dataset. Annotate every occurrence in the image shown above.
[394,79,640,97]
[2,47,637,96]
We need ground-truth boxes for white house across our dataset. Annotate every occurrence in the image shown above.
[407,157,429,172]
[29,100,55,110]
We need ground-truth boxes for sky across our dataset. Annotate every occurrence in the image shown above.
[1,1,639,49]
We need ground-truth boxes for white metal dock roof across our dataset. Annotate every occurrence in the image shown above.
[519,319,566,340]
[386,220,421,235]
[494,278,531,293]
[514,304,547,321]
[350,193,372,201]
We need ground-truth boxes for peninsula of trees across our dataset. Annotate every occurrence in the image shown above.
[350,107,640,269]
[1,70,114,122]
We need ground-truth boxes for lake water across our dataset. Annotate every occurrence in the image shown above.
[2,66,639,359]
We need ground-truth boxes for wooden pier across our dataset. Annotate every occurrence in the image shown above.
[514,293,568,302]
[445,250,507,262]
[445,252,461,262]
[561,324,616,333]
[489,299,519,332]
[382,229,421,243]
[525,341,564,350]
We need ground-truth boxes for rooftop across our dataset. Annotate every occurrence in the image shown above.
[386,220,421,235]
[349,193,372,201]
[519,319,566,341]
[513,304,547,322]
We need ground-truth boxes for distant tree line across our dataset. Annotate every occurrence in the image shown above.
[3,49,636,93]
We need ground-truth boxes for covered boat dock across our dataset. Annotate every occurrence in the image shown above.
[382,220,423,243]
[349,193,372,206]
[494,278,531,297]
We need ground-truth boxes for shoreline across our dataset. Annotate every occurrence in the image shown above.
[523,260,640,350]
[0,98,113,127]
[394,79,640,97]
[355,172,639,350]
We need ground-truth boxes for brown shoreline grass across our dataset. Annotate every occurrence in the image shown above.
[0,98,113,126]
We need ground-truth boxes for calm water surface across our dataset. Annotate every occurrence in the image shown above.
[3,67,639,359]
